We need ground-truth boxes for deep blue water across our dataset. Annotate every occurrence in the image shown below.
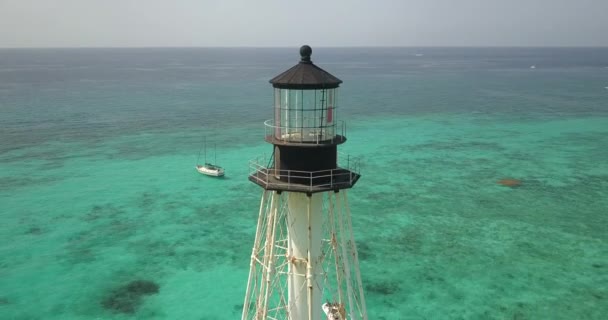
[2,47,607,152]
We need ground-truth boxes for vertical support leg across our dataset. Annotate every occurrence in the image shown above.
[328,192,345,306]
[261,191,280,319]
[335,192,356,320]
[242,190,270,320]
[343,190,368,319]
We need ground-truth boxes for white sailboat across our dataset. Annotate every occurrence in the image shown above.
[195,137,225,177]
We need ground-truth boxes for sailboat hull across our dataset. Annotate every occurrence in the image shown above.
[196,164,225,177]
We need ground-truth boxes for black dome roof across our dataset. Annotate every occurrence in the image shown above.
[269,45,342,90]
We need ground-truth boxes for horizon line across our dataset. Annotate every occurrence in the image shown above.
[1,45,608,50]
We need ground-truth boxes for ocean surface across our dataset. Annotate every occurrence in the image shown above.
[1,47,607,319]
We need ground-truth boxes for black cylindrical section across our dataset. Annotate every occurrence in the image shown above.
[275,145,336,171]
[274,145,337,185]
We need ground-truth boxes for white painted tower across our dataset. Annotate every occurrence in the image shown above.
[242,46,368,320]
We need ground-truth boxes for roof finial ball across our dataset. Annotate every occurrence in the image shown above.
[300,45,312,63]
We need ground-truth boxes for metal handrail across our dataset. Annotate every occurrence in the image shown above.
[249,153,360,175]
[263,120,346,144]
[248,153,361,192]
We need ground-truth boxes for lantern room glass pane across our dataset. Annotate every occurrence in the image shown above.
[272,88,338,143]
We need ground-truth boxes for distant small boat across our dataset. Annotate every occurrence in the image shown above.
[195,137,224,177]
[196,163,224,177]
[530,65,536,69]
[414,53,424,57]
[322,302,345,320]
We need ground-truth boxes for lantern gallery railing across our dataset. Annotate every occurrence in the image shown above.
[248,153,361,193]
[264,120,346,144]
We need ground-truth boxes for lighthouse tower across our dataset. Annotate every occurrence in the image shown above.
[242,46,368,320]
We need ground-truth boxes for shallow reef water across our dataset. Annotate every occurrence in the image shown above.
[1,47,607,319]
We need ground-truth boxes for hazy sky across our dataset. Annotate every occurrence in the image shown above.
[1,0,607,48]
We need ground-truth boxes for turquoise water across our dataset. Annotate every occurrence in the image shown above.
[1,48,607,319]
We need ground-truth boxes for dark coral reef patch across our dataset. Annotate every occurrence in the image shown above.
[101,280,160,314]
[365,281,400,295]
[498,178,522,188]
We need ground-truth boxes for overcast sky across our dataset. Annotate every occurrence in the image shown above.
[0,0,607,48]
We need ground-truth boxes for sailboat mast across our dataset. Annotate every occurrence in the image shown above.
[196,135,204,164]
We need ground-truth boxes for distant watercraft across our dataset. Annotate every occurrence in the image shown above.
[195,137,224,177]
[530,65,536,69]
[196,163,224,177]
[322,302,345,320]
[414,53,424,57]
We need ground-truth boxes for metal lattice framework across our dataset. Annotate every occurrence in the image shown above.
[242,190,367,320]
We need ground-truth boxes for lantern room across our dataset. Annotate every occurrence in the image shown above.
[266,45,345,145]
[249,45,360,193]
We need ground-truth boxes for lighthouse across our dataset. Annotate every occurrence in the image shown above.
[242,46,368,320]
